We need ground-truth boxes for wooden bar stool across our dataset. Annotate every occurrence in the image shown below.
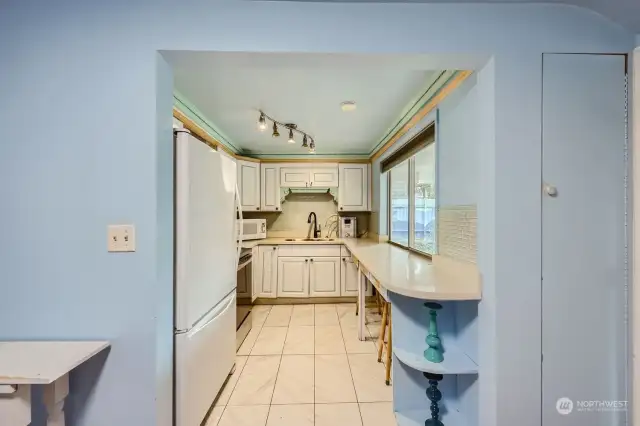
[377,300,392,386]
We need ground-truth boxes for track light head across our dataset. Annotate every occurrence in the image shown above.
[258,113,267,131]
[287,129,295,144]
[302,134,308,148]
[309,139,316,154]
[272,122,279,138]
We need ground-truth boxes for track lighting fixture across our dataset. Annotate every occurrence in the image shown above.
[258,113,267,131]
[257,110,316,153]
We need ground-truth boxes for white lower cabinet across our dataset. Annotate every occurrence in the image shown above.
[236,263,251,299]
[256,245,278,298]
[340,256,359,297]
[309,257,341,297]
[277,257,310,298]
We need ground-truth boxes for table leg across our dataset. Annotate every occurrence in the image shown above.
[0,384,31,426]
[357,263,366,341]
[44,373,69,426]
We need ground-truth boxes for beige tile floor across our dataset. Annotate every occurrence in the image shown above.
[207,303,395,426]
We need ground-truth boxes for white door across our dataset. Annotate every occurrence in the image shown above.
[261,165,281,211]
[542,54,626,426]
[310,168,339,187]
[280,168,310,187]
[277,256,309,297]
[238,160,260,211]
[258,245,278,298]
[175,292,236,426]
[309,257,341,297]
[175,132,238,331]
[340,256,359,297]
[338,164,369,211]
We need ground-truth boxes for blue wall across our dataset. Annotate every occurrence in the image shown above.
[0,1,634,425]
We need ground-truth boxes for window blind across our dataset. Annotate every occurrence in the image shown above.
[381,123,435,173]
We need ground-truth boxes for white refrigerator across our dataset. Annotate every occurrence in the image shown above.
[173,129,241,426]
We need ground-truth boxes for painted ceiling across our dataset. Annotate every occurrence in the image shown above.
[163,52,459,156]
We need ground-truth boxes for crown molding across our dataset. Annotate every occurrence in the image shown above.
[369,70,473,162]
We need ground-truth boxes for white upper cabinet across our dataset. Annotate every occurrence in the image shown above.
[310,168,339,187]
[280,168,309,188]
[261,165,281,211]
[237,160,260,211]
[280,165,339,188]
[338,164,369,211]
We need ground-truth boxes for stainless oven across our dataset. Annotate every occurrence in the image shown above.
[236,247,253,350]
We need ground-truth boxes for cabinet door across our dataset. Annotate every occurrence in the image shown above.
[280,168,309,188]
[310,257,341,297]
[261,165,281,211]
[338,164,369,211]
[310,168,339,187]
[277,256,309,298]
[238,160,260,211]
[340,256,359,297]
[258,245,278,298]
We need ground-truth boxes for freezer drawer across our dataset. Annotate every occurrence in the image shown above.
[175,292,236,426]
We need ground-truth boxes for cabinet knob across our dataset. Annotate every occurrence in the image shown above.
[256,207,260,210]
[275,207,279,211]
[310,258,314,262]
[342,258,346,261]
[305,259,308,262]
[340,207,344,210]
[305,182,308,187]
[272,247,276,250]
[544,183,558,197]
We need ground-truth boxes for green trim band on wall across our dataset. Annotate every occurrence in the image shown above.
[173,91,240,153]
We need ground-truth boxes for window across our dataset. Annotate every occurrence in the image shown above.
[390,160,410,246]
[384,124,436,256]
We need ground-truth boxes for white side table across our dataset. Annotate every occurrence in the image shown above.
[0,341,110,426]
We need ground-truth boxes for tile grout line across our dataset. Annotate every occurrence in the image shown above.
[336,307,364,425]
[264,305,291,425]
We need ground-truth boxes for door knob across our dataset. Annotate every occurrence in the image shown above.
[544,183,558,197]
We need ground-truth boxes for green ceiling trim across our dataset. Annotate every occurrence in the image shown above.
[173,91,241,153]
[368,70,457,156]
[249,153,369,160]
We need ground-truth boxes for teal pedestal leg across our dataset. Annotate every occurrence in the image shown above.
[424,302,444,363]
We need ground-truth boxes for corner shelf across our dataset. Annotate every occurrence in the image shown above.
[393,344,478,375]
[396,408,464,426]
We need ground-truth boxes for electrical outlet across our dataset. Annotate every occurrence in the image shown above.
[107,225,136,252]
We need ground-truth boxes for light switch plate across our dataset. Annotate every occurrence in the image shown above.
[107,225,136,252]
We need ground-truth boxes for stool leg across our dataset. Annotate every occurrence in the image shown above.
[385,304,392,386]
[377,302,388,362]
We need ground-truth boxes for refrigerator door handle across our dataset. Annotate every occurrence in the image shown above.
[235,184,243,271]
[190,293,235,336]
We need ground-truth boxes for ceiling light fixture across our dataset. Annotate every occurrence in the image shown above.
[258,113,267,131]
[257,110,316,153]
[340,101,357,112]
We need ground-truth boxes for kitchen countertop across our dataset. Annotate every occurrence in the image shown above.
[241,237,481,301]
[241,237,345,248]
[342,239,482,301]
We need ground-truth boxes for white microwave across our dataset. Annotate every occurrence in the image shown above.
[239,218,267,240]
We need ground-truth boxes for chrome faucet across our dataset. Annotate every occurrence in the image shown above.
[307,212,320,239]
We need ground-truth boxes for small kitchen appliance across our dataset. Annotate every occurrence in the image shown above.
[339,217,357,238]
